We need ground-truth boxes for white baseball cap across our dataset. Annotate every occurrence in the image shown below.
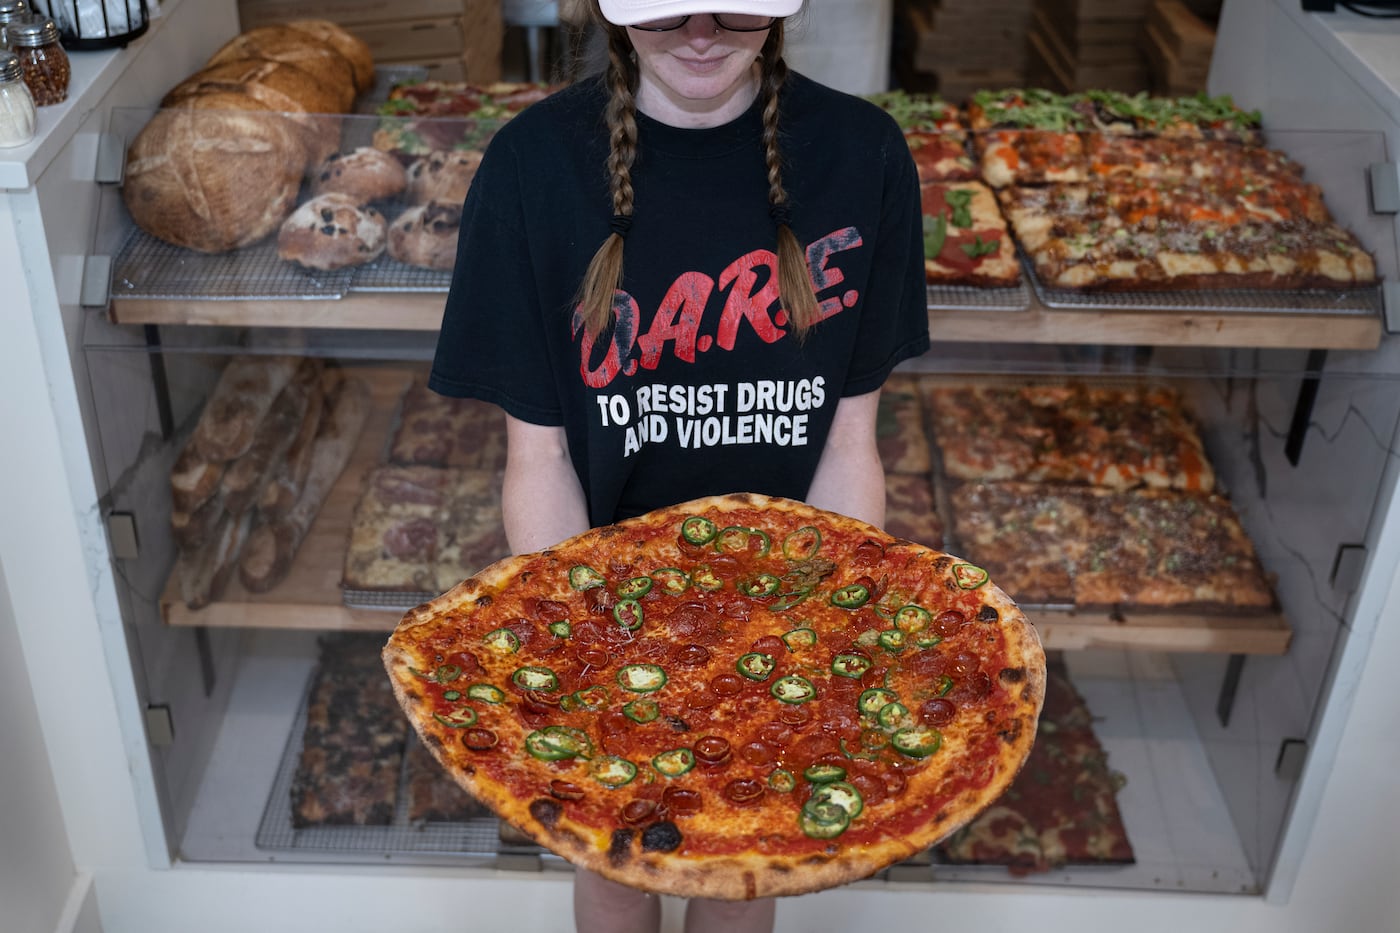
[598,0,802,26]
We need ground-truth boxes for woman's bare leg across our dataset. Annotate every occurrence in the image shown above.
[683,897,775,933]
[574,868,662,933]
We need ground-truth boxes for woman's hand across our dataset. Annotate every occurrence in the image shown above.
[502,416,591,555]
[804,389,885,528]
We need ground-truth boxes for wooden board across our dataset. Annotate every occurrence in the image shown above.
[161,363,425,632]
[110,291,1385,351]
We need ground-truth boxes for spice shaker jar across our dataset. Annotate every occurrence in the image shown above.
[0,51,35,147]
[9,16,68,106]
[0,0,29,51]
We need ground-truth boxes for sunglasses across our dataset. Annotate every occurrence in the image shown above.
[631,13,779,31]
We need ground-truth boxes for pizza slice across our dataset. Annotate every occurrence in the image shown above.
[922,181,1021,287]
[906,130,978,184]
[876,374,932,474]
[342,465,459,592]
[390,379,507,471]
[867,89,964,135]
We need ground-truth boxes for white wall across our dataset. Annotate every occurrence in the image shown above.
[0,563,80,933]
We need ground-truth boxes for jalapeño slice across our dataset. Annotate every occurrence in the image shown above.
[651,567,691,595]
[591,756,638,788]
[467,683,505,704]
[548,620,572,638]
[573,685,610,710]
[769,588,812,612]
[799,801,850,839]
[878,629,907,653]
[623,697,660,723]
[877,701,913,731]
[680,516,718,545]
[525,725,595,761]
[434,664,462,683]
[782,525,822,560]
[915,631,944,648]
[952,563,990,589]
[483,628,520,654]
[830,583,871,609]
[691,564,724,591]
[715,525,772,557]
[569,565,606,590]
[781,626,818,651]
[768,768,797,793]
[891,725,943,758]
[770,675,817,703]
[433,706,478,729]
[803,763,847,783]
[935,674,954,697]
[831,653,872,678]
[736,652,776,681]
[442,690,461,701]
[616,576,653,599]
[812,780,864,819]
[613,599,644,631]
[894,605,932,634]
[652,748,696,777]
[858,687,898,716]
[617,664,668,693]
[512,666,558,692]
[738,574,781,598]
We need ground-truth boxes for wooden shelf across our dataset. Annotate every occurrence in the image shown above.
[110,292,1383,351]
[160,361,1294,655]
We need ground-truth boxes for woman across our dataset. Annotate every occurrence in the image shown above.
[430,2,929,929]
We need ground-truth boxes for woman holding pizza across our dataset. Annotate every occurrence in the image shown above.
[429,0,929,929]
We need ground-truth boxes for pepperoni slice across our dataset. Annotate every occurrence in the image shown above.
[934,609,968,637]
[575,646,611,668]
[750,635,786,657]
[710,673,745,696]
[534,599,569,622]
[588,587,615,615]
[660,787,703,816]
[950,651,981,676]
[621,799,657,825]
[778,703,813,727]
[672,644,711,667]
[921,698,957,725]
[951,670,993,702]
[686,689,719,710]
[693,736,732,765]
[724,778,766,806]
[852,540,885,565]
[738,740,777,766]
[757,722,794,746]
[462,727,497,751]
[849,772,886,807]
[550,780,585,801]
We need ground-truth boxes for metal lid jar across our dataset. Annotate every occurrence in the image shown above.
[0,0,29,50]
[0,50,36,147]
[8,16,67,106]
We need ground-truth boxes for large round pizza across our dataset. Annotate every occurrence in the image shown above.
[383,493,1045,899]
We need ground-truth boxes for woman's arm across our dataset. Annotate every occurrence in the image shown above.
[501,415,591,555]
[804,389,885,528]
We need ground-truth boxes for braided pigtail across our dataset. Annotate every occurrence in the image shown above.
[759,25,820,338]
[575,22,640,338]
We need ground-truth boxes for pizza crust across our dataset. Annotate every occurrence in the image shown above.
[384,493,1045,899]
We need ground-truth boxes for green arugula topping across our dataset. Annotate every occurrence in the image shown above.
[960,235,999,259]
[945,189,974,229]
[923,213,947,259]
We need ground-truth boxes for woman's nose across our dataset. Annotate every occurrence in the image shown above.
[679,13,721,40]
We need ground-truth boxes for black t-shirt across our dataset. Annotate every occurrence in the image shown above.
[430,72,930,526]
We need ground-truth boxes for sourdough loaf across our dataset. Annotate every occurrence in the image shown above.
[206,25,356,111]
[123,107,306,253]
[285,19,375,95]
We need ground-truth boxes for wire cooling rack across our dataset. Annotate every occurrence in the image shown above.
[927,279,1032,311]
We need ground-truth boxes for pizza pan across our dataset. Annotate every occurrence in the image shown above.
[1029,272,1383,317]
[926,280,1032,312]
[341,587,438,612]
[255,670,502,858]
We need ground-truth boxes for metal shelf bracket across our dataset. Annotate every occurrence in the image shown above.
[1369,162,1399,214]
[94,132,126,186]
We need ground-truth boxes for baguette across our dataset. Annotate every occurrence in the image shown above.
[257,372,330,519]
[221,360,321,514]
[170,445,224,515]
[239,376,370,593]
[171,491,225,553]
[190,356,302,463]
[178,509,254,610]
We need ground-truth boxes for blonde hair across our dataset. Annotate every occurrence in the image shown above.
[575,7,820,339]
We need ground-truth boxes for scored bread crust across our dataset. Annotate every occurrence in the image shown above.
[384,492,1045,900]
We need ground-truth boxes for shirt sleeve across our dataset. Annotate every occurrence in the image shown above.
[841,121,930,397]
[428,139,565,426]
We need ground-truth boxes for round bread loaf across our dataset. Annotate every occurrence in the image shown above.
[404,149,483,206]
[311,147,407,204]
[285,19,374,94]
[206,26,356,111]
[162,58,343,164]
[124,107,305,253]
[387,200,461,271]
[278,193,387,270]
